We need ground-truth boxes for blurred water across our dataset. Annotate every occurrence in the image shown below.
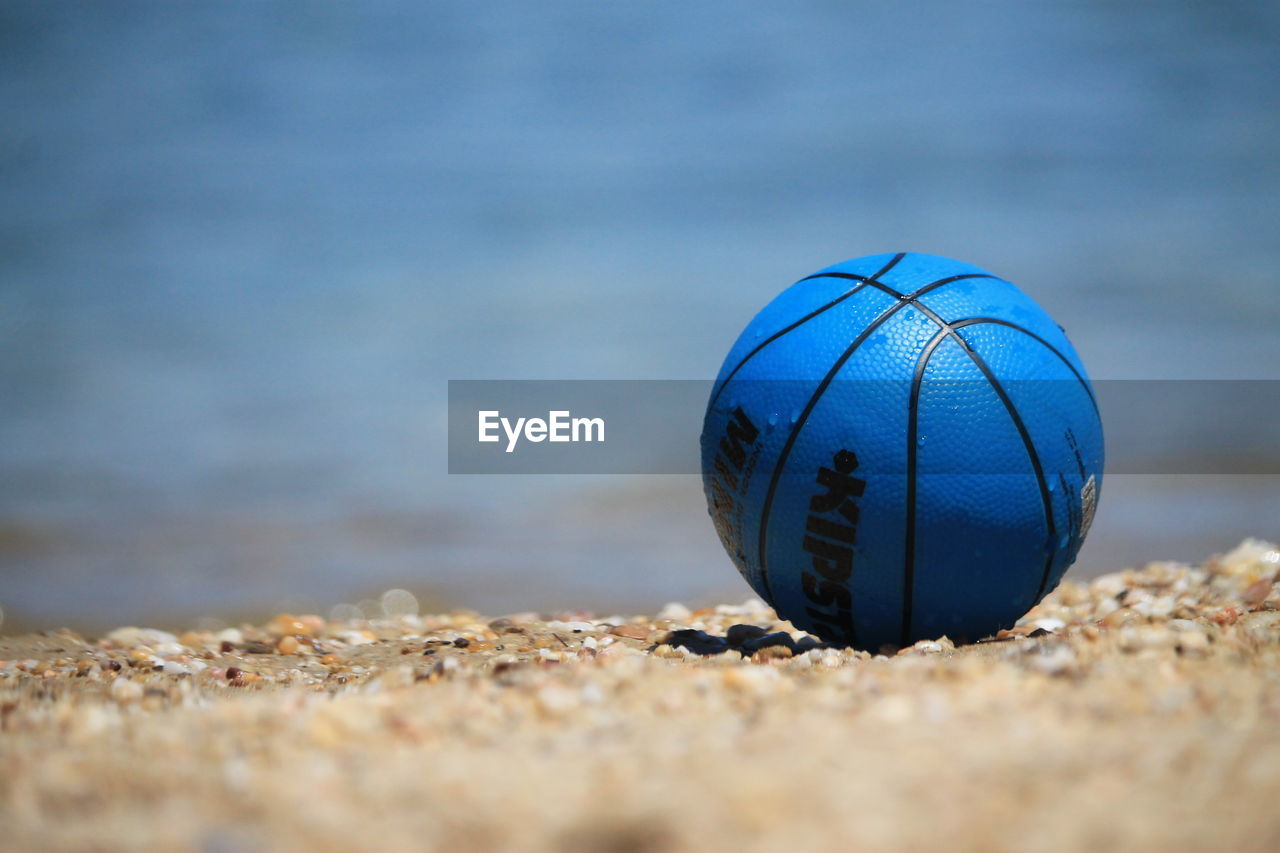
[1,1,1278,630]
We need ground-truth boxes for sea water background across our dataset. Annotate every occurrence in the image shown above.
[2,1,1278,630]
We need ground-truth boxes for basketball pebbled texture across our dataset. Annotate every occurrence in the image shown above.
[701,252,1104,650]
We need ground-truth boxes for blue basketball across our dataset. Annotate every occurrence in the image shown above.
[701,252,1104,650]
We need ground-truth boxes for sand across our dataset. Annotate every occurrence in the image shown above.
[2,540,1280,852]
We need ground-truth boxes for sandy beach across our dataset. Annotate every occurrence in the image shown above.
[3,539,1279,852]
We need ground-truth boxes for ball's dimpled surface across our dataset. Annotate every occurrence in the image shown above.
[701,252,1103,649]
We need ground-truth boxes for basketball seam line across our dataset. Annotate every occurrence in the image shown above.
[948,317,1099,415]
[899,311,1069,645]
[902,326,951,648]
[948,320,1076,604]
[754,270,1000,608]
[707,253,906,411]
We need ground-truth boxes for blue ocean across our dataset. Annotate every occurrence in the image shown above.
[2,1,1278,630]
